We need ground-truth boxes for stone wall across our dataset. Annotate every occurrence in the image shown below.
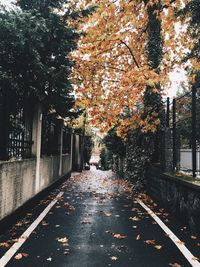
[147,165,200,232]
[0,154,71,221]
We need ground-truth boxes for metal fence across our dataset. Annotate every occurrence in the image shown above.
[165,85,200,177]
[0,91,74,161]
[0,94,33,160]
[41,115,72,156]
[62,127,71,154]
[8,106,33,159]
[41,114,60,156]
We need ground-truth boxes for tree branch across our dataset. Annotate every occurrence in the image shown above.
[120,40,140,69]
[162,0,176,9]
[95,62,126,72]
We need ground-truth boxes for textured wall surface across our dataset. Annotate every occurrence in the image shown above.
[62,154,71,177]
[0,159,36,219]
[72,135,82,171]
[0,155,71,221]
[147,166,200,232]
[39,156,60,190]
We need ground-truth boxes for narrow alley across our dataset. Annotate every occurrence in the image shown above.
[0,168,199,267]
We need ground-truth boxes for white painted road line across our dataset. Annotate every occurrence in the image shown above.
[137,198,200,267]
[0,191,64,267]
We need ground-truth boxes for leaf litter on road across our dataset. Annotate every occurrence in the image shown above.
[154,245,162,250]
[2,169,198,267]
[14,253,29,260]
[129,216,140,221]
[169,263,182,267]
[144,240,155,245]
[112,233,127,239]
[136,234,140,240]
[57,237,69,247]
[110,256,118,261]
[81,219,92,224]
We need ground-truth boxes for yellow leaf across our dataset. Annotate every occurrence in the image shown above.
[14,253,29,260]
[129,216,140,221]
[144,240,155,245]
[112,233,127,239]
[110,256,118,261]
[154,245,162,250]
[136,234,140,240]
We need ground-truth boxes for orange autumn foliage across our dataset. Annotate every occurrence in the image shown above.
[71,0,193,137]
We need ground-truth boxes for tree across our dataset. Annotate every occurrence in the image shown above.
[176,85,200,147]
[175,0,200,148]
[103,127,126,158]
[73,0,190,184]
[103,126,126,176]
[0,10,47,106]
[179,0,200,66]
[178,0,200,91]
[74,0,185,137]
[83,136,93,164]
[74,0,157,136]
[100,147,111,170]
[0,1,92,117]
[17,0,66,13]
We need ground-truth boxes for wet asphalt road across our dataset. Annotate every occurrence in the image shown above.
[0,167,199,267]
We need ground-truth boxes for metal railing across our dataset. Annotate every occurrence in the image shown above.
[165,85,200,177]
[62,127,71,154]
[0,94,33,160]
[41,114,59,156]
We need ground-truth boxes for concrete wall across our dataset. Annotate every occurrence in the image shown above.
[62,154,71,176]
[72,134,82,171]
[147,165,200,232]
[0,159,36,220]
[0,104,76,222]
[0,154,71,221]
[39,156,60,190]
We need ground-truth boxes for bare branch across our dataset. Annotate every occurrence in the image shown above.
[95,62,126,72]
[162,0,176,9]
[120,40,140,69]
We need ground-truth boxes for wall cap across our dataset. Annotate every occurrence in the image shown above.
[162,172,200,191]
[0,158,36,166]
